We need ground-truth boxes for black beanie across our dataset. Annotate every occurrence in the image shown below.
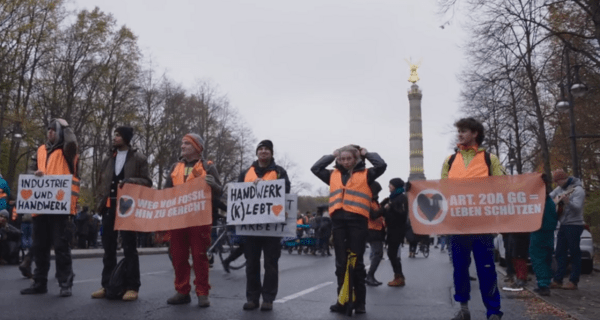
[115,126,134,145]
[389,178,405,189]
[256,139,274,155]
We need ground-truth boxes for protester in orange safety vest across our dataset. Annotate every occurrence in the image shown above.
[91,126,152,301]
[365,181,385,287]
[20,119,78,297]
[442,117,505,320]
[164,133,222,308]
[238,139,290,312]
[311,145,386,315]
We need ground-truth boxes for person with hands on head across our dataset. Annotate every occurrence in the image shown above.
[92,126,152,301]
[164,133,222,308]
[312,145,387,315]
[239,140,290,312]
[21,119,79,297]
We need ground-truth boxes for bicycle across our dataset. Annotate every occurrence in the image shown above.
[207,218,246,270]
[415,241,430,258]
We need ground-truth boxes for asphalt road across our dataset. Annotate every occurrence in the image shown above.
[1,246,539,320]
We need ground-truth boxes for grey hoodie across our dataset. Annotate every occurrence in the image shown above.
[549,177,585,226]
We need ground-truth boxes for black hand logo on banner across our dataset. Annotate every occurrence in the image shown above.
[417,193,443,221]
[119,198,134,216]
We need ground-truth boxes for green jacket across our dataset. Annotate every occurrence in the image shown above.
[538,196,558,231]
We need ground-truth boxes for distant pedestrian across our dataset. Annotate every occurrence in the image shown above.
[502,233,530,291]
[75,206,90,249]
[314,205,332,257]
[550,169,585,290]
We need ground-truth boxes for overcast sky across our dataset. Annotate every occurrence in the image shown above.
[72,0,469,195]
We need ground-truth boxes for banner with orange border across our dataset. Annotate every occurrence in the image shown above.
[408,173,545,235]
[115,178,212,232]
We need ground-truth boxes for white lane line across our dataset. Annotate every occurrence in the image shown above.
[72,271,170,284]
[274,281,334,303]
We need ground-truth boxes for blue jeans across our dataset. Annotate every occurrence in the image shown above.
[440,235,447,250]
[450,234,502,318]
[21,222,33,249]
[554,225,584,285]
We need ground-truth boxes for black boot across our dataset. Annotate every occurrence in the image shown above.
[21,282,48,295]
[222,258,231,273]
[365,274,378,286]
[19,256,33,279]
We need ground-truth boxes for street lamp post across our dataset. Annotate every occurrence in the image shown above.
[507,134,516,175]
[555,47,589,178]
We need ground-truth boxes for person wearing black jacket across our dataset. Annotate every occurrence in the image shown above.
[239,140,291,312]
[371,178,408,287]
[91,126,152,301]
[313,205,332,256]
[311,145,386,314]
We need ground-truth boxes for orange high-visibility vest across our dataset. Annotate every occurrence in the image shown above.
[0,189,7,204]
[171,161,207,186]
[244,167,278,182]
[448,152,489,179]
[329,169,372,218]
[368,201,384,231]
[36,145,79,214]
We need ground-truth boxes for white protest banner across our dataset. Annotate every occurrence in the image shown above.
[227,179,286,225]
[16,174,72,214]
[236,194,297,237]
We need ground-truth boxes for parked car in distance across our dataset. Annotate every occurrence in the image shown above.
[494,225,594,274]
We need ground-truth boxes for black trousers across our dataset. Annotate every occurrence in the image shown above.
[101,208,140,291]
[225,243,245,262]
[244,236,281,303]
[367,240,383,276]
[387,239,404,277]
[32,215,74,288]
[319,236,331,254]
[332,216,368,306]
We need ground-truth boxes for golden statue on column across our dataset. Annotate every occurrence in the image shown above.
[405,58,422,84]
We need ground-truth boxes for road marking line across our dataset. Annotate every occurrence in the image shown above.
[274,281,333,303]
[72,271,170,284]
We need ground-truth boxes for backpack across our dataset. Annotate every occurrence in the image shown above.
[105,258,127,300]
[448,151,492,176]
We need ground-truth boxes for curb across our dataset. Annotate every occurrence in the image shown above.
[496,265,584,320]
[50,247,169,260]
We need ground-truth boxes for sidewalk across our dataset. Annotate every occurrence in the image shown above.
[498,265,600,320]
[50,247,168,259]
